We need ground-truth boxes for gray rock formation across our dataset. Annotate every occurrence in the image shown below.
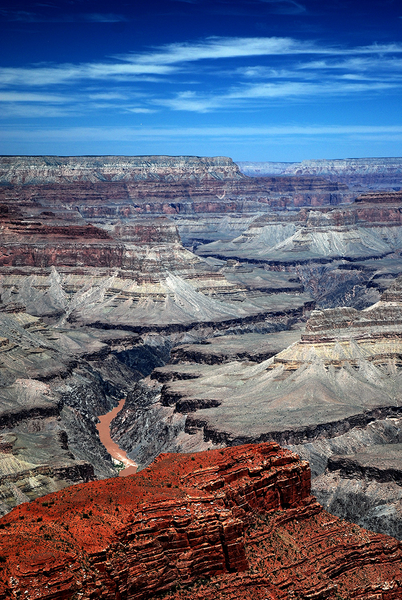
[238,157,402,190]
[115,276,402,538]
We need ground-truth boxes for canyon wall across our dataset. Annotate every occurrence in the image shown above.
[121,276,402,539]
[238,157,402,190]
[0,155,319,513]
[0,155,351,215]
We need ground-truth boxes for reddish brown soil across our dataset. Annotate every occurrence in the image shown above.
[0,443,401,600]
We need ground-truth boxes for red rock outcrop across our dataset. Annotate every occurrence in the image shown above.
[0,443,401,600]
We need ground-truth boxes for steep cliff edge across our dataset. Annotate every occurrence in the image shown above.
[0,155,321,514]
[312,441,402,541]
[0,442,401,600]
[0,155,244,184]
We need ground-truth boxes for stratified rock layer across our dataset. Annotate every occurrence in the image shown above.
[0,155,350,214]
[238,157,402,190]
[0,442,401,600]
[196,198,402,265]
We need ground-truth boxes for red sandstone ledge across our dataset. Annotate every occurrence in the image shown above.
[0,443,401,600]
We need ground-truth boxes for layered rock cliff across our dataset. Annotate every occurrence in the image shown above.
[0,155,244,184]
[0,170,315,331]
[196,196,402,266]
[0,155,351,217]
[195,191,402,310]
[0,443,401,600]
[0,154,325,515]
[238,157,402,190]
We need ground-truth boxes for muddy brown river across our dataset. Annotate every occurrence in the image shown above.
[96,399,137,477]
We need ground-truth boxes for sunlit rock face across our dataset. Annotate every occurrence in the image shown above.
[194,190,402,311]
[0,180,315,331]
[0,442,402,600]
[0,155,244,184]
[196,194,402,265]
[1,152,402,538]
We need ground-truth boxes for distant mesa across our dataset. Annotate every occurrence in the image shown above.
[238,157,402,190]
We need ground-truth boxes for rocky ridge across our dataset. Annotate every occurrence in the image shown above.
[0,304,147,514]
[0,442,402,600]
[196,194,402,265]
[195,192,402,310]
[0,182,314,331]
[0,156,350,214]
[0,155,243,184]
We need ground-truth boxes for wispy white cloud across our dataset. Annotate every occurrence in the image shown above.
[87,92,129,100]
[297,56,402,72]
[0,92,67,102]
[157,79,396,112]
[0,105,75,118]
[1,36,402,90]
[1,35,402,120]
[125,107,157,113]
[228,80,394,99]
[2,124,402,142]
[124,37,322,66]
[0,63,173,87]
[122,37,402,67]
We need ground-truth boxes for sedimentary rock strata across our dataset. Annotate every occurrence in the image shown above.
[195,194,402,310]
[0,443,401,600]
[238,157,402,190]
[0,155,350,213]
[314,442,402,540]
[0,179,315,331]
[0,154,327,514]
[0,305,147,513]
[196,198,402,265]
[139,276,402,448]
[168,330,302,365]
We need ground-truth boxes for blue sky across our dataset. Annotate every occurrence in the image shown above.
[1,0,402,160]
